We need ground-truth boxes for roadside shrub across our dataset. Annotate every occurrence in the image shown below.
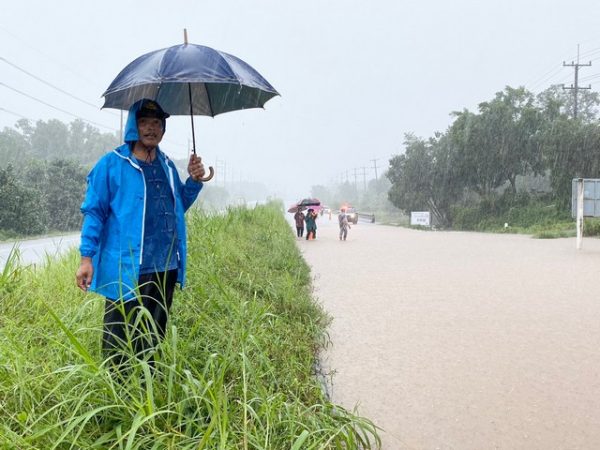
[584,218,600,237]
[451,193,571,232]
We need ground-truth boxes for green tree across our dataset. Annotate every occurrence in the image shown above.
[0,118,118,169]
[387,133,462,227]
[537,84,600,122]
[18,159,87,232]
[535,86,600,207]
[67,119,118,165]
[46,159,88,231]
[540,118,600,207]
[30,119,70,160]
[482,87,544,193]
[0,165,45,235]
[449,87,544,197]
[0,127,31,166]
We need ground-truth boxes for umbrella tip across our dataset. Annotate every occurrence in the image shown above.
[183,28,188,45]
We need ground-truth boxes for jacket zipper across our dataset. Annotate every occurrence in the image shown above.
[115,150,147,265]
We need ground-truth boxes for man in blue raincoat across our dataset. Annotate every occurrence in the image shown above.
[76,98,206,365]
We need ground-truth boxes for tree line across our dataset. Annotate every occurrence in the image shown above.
[385,85,600,227]
[0,119,119,237]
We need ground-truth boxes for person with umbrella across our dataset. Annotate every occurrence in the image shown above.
[293,208,305,238]
[305,208,318,240]
[75,98,206,367]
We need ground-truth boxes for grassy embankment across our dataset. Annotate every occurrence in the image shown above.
[0,203,380,449]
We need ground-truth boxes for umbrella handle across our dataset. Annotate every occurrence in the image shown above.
[198,166,215,182]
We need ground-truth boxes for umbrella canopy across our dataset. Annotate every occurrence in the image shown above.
[102,43,279,116]
[298,198,321,207]
[101,32,279,182]
[287,204,305,214]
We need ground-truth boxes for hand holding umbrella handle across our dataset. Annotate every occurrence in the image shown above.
[198,166,215,182]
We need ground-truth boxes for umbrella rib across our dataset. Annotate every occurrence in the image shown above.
[204,83,215,118]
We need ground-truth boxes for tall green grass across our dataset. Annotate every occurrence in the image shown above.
[0,203,380,449]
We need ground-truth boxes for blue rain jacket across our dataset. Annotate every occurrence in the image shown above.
[80,100,202,301]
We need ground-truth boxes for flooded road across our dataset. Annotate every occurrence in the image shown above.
[296,216,600,449]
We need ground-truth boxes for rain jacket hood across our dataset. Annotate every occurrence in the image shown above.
[124,98,167,144]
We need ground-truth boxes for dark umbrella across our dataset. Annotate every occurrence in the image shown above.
[102,30,279,181]
[298,198,321,207]
[287,204,305,214]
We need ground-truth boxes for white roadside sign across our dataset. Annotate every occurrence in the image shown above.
[410,211,430,227]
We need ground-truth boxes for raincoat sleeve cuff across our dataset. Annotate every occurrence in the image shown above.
[181,177,203,211]
[186,177,203,188]
[80,249,96,258]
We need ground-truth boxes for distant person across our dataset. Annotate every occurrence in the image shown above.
[305,208,318,240]
[294,209,305,238]
[338,208,351,241]
[75,98,207,368]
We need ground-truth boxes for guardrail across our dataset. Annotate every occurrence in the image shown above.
[358,212,375,223]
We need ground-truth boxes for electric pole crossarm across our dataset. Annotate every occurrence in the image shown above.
[562,45,592,119]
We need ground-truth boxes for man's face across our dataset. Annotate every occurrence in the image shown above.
[137,117,164,148]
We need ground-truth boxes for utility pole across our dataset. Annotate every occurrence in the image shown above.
[562,44,592,119]
[353,168,358,189]
[371,158,380,181]
[361,166,367,191]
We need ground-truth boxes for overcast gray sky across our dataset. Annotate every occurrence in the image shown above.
[2,0,600,200]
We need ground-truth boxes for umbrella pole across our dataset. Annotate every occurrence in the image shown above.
[188,82,196,155]
[188,81,215,181]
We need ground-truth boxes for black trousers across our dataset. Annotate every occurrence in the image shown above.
[296,226,304,237]
[102,269,178,365]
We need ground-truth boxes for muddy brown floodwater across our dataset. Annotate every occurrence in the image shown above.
[296,216,600,449]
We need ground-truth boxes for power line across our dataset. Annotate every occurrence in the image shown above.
[0,56,118,115]
[0,81,117,131]
[0,25,97,86]
[525,64,565,91]
[0,106,28,120]
[525,43,600,92]
[579,72,600,83]
[573,45,600,60]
